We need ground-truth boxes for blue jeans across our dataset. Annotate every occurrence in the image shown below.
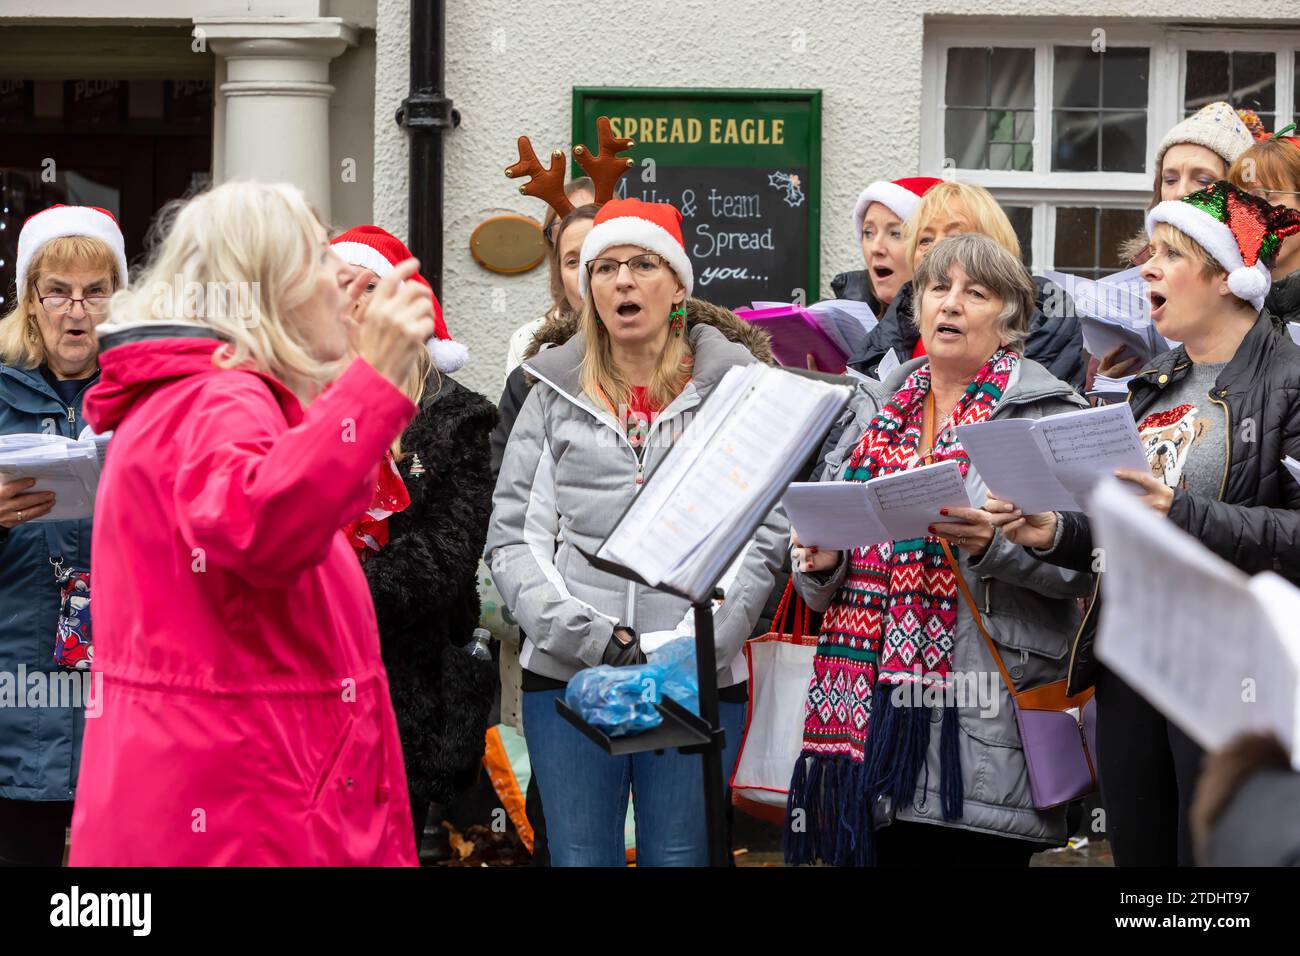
[523,687,745,867]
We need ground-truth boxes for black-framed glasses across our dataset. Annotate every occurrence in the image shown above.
[38,294,111,316]
[586,253,667,283]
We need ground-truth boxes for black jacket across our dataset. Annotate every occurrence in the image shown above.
[365,371,499,808]
[1266,270,1300,327]
[829,269,882,316]
[1034,313,1300,694]
[847,277,1087,389]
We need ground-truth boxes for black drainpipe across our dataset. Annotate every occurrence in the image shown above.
[396,0,460,298]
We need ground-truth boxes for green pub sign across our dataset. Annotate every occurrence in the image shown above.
[573,87,822,309]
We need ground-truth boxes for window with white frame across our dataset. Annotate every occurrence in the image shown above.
[921,24,1300,277]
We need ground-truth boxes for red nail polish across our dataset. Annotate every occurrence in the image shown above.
[939,508,949,516]
[928,525,937,534]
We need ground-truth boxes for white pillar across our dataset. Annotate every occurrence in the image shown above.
[195,17,358,221]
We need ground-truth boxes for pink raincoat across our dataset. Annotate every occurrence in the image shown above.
[69,329,418,866]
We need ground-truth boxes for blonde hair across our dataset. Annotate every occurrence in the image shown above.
[1149,221,1232,280]
[0,235,122,369]
[1229,138,1300,196]
[105,180,342,399]
[578,294,692,415]
[905,181,1021,269]
[392,348,435,461]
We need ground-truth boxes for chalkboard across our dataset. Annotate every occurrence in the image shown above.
[573,88,821,310]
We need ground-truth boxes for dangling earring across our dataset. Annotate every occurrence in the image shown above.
[669,303,687,337]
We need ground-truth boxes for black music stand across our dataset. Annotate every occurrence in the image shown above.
[554,378,851,867]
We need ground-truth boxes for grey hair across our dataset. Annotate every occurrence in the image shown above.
[911,232,1036,351]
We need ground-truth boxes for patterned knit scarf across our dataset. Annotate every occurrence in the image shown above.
[786,348,1018,866]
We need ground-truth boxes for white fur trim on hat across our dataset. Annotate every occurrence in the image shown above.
[17,206,128,292]
[578,217,694,299]
[427,337,468,372]
[852,181,923,242]
[331,241,395,278]
[1147,200,1269,312]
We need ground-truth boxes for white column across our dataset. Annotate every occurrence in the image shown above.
[195,17,358,221]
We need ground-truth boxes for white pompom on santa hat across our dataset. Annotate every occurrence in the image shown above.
[331,225,468,372]
[17,205,128,291]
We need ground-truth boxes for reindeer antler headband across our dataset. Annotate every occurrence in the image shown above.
[504,116,635,219]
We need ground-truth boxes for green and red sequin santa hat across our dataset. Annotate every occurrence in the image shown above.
[1147,180,1300,312]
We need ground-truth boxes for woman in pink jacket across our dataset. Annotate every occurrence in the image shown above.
[68,181,435,866]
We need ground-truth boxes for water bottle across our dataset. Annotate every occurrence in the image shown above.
[466,627,493,661]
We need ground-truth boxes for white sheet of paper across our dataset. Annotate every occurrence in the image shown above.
[1091,480,1300,767]
[866,460,972,540]
[782,481,888,550]
[0,434,101,521]
[876,347,901,383]
[1285,455,1300,488]
[1289,323,1300,347]
[957,404,1149,515]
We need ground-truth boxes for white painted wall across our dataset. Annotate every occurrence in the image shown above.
[373,0,1285,398]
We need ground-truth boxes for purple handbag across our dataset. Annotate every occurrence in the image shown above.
[942,540,1099,810]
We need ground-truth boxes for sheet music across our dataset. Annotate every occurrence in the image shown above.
[0,434,101,521]
[781,482,887,550]
[876,347,901,383]
[1091,480,1300,766]
[867,460,972,540]
[598,364,852,596]
[1285,455,1300,489]
[956,404,1148,515]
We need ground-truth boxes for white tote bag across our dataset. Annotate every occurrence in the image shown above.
[730,583,819,824]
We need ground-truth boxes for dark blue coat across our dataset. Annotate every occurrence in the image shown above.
[0,362,97,802]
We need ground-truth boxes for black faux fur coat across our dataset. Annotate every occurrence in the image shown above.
[364,370,499,809]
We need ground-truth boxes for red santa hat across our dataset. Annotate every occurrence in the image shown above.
[851,177,945,242]
[578,198,693,298]
[330,225,468,372]
[17,204,128,292]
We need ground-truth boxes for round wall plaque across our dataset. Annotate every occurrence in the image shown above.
[470,214,546,274]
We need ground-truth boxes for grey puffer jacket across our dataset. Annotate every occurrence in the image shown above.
[792,355,1093,847]
[486,323,788,687]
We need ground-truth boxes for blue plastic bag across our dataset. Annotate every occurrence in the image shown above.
[565,637,699,737]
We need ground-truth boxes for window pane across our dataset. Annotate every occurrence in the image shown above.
[1101,111,1147,171]
[947,48,990,107]
[1102,47,1150,108]
[990,48,1035,108]
[1003,205,1033,267]
[1099,208,1146,269]
[945,110,987,167]
[1053,112,1100,171]
[989,143,1014,170]
[1185,50,1230,110]
[1054,207,1097,269]
[1054,47,1099,108]
[1233,51,1276,112]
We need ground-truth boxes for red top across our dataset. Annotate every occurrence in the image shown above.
[912,337,928,360]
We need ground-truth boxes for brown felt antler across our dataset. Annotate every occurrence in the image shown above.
[573,116,635,204]
[504,135,574,219]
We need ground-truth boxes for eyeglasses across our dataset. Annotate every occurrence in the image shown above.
[38,294,111,316]
[586,254,667,283]
[1246,187,1300,202]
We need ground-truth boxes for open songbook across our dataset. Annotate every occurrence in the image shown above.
[1044,267,1175,366]
[781,461,972,550]
[1091,479,1300,768]
[736,299,878,374]
[955,403,1149,515]
[596,364,852,601]
[0,432,108,522]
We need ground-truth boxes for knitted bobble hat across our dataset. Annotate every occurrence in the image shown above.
[1147,180,1300,311]
[1156,101,1256,169]
[331,225,468,372]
